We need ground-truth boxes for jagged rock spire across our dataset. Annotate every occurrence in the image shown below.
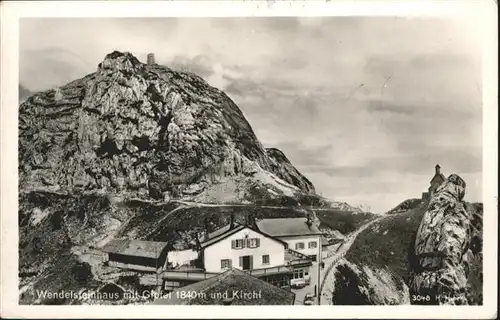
[410,173,472,305]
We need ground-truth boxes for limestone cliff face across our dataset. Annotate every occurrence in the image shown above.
[265,148,315,193]
[409,174,482,305]
[19,51,315,201]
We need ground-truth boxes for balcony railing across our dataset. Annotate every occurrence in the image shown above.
[287,248,311,260]
[243,265,293,276]
[160,265,293,281]
[160,270,219,280]
[288,259,312,267]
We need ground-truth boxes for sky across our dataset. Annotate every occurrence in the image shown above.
[19,17,484,213]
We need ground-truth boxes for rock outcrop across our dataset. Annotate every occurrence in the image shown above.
[409,174,481,305]
[329,176,482,306]
[266,148,315,193]
[19,51,315,201]
[19,84,33,103]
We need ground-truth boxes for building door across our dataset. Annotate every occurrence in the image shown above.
[240,255,253,270]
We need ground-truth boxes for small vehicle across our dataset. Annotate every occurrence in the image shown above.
[303,294,315,306]
[291,280,307,289]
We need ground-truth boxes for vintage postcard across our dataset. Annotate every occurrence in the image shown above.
[1,0,497,319]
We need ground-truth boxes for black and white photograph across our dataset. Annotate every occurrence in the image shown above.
[1,1,497,319]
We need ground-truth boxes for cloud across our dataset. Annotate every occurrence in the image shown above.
[20,48,92,91]
[19,16,484,212]
[365,103,417,115]
[169,55,214,78]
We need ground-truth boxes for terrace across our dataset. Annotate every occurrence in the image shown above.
[160,264,294,281]
[285,249,313,267]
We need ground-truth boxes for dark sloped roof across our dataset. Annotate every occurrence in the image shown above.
[100,239,168,259]
[151,268,295,305]
[320,235,329,245]
[430,173,446,184]
[200,223,287,249]
[200,223,246,248]
[256,218,322,237]
[207,223,236,239]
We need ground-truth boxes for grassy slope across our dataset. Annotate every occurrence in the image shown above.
[119,203,308,248]
[315,209,377,235]
[330,204,427,305]
[347,205,426,283]
[386,198,423,215]
[334,200,483,305]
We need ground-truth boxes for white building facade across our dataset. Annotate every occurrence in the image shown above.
[280,235,321,262]
[276,234,321,287]
[256,218,322,287]
[201,225,286,273]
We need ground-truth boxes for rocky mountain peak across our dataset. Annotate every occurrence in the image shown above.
[446,173,466,201]
[266,147,315,193]
[19,51,317,203]
[98,51,142,72]
[409,173,480,305]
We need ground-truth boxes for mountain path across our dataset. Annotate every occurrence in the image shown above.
[319,216,384,305]
[170,199,357,211]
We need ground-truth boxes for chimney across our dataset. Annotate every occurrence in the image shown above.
[230,213,235,229]
[305,212,313,226]
[435,164,441,175]
[202,218,211,242]
[245,212,251,226]
[147,53,156,65]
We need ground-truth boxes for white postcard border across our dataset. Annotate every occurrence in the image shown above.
[1,1,497,319]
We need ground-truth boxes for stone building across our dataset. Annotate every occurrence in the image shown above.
[101,239,169,272]
[147,53,156,65]
[422,164,446,201]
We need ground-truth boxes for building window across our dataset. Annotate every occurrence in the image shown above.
[247,238,260,248]
[295,242,305,250]
[262,254,270,265]
[308,241,317,249]
[293,268,304,279]
[221,259,232,269]
[232,239,245,249]
[308,254,317,262]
